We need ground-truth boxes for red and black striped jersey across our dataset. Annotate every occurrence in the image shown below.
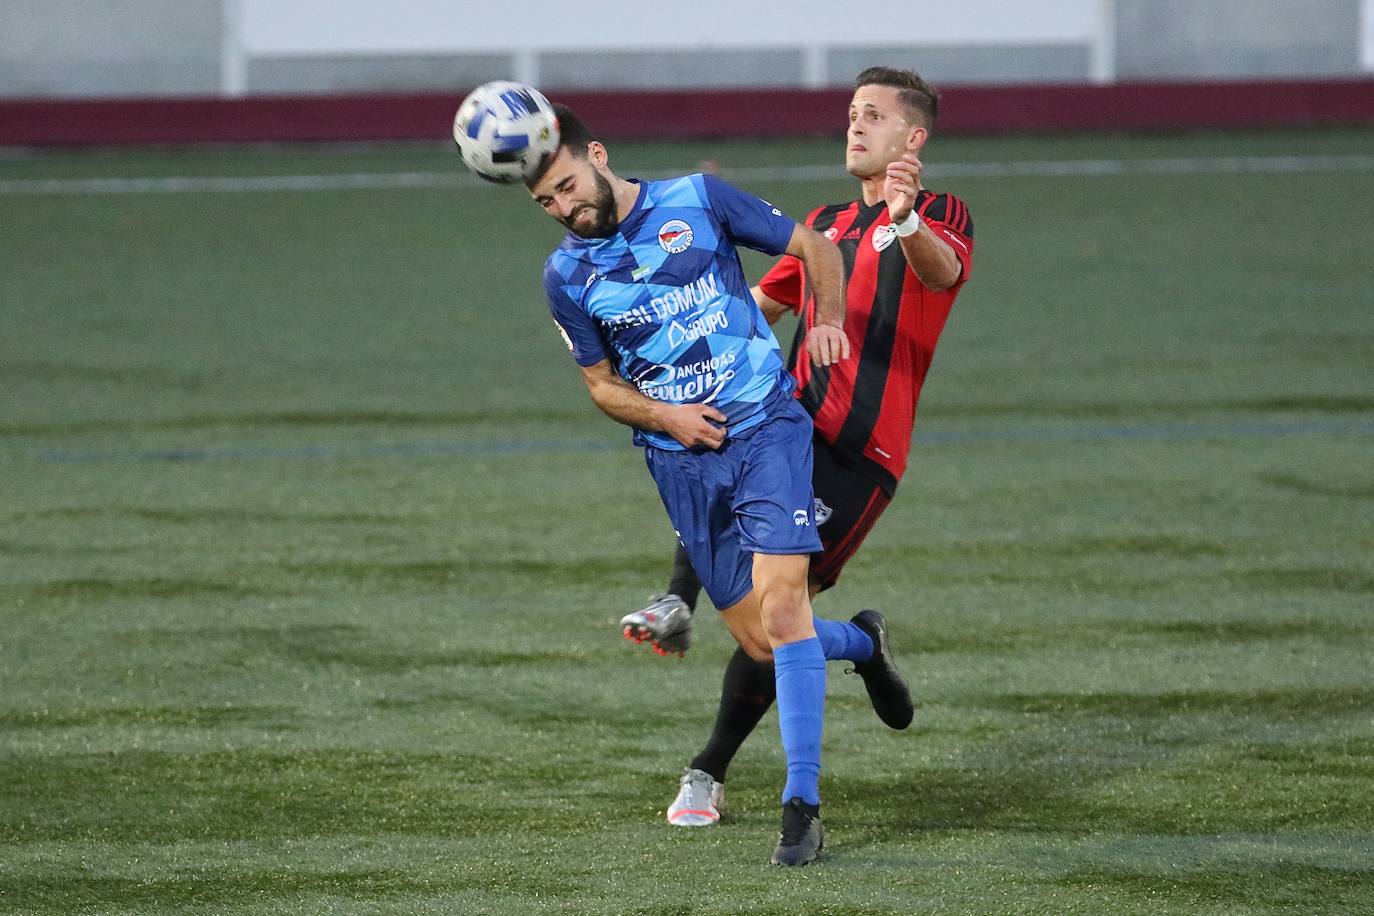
[759,190,974,494]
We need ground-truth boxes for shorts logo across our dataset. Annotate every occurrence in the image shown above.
[658,220,694,254]
[872,224,898,252]
[813,497,833,526]
[793,508,810,527]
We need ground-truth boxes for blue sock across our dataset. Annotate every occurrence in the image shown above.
[812,616,874,663]
[773,637,826,806]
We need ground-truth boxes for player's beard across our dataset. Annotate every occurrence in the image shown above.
[564,171,619,239]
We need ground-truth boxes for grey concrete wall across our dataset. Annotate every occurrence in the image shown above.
[0,0,222,98]
[540,48,803,90]
[240,45,1093,96]
[1116,0,1363,79]
[247,54,514,96]
[827,45,1093,87]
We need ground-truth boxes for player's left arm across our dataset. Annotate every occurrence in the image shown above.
[884,154,964,292]
[700,174,847,366]
[783,225,849,367]
[752,285,792,325]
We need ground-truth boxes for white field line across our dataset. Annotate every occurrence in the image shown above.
[2,154,1374,195]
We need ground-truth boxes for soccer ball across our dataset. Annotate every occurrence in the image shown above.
[452,81,560,184]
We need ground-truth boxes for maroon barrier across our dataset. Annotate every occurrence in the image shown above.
[2,79,1373,146]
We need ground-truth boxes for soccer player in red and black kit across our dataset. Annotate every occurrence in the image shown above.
[619,66,976,826]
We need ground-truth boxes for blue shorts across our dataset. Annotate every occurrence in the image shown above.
[644,397,823,610]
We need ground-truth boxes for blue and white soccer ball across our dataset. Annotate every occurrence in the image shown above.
[452,81,561,184]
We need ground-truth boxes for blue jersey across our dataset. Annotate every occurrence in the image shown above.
[544,173,797,450]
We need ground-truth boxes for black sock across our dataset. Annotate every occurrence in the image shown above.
[690,647,776,783]
[668,541,702,612]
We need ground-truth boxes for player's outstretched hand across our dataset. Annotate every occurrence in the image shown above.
[806,323,851,368]
[661,403,728,449]
[884,153,922,223]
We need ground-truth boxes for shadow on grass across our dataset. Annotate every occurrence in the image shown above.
[827,693,1374,850]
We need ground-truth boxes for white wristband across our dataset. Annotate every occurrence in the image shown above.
[893,211,923,237]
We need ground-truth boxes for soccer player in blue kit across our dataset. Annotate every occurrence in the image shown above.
[529,105,913,866]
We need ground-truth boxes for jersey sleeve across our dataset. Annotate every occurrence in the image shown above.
[758,203,826,312]
[700,173,795,256]
[757,255,804,314]
[543,261,607,367]
[918,193,975,284]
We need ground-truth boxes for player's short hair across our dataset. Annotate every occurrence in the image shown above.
[854,66,939,129]
[551,104,597,157]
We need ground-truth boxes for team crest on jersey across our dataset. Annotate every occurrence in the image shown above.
[823,227,839,241]
[657,220,694,254]
[872,223,898,252]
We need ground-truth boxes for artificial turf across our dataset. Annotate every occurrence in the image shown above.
[1,126,1372,914]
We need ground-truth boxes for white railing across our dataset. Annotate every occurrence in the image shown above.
[220,0,1119,94]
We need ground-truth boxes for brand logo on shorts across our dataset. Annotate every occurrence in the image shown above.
[793,508,810,527]
[657,220,694,254]
[813,497,833,526]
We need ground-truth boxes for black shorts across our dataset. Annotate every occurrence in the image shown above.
[809,436,893,592]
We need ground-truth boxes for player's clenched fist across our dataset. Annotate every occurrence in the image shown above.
[884,153,922,221]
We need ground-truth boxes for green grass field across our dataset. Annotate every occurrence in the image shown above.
[2,126,1373,914]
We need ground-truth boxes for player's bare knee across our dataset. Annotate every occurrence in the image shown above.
[761,610,812,647]
[757,585,811,643]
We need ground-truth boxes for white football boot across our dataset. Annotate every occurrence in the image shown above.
[666,768,724,827]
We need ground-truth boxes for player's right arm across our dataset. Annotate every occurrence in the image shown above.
[578,360,727,450]
[546,260,728,449]
[884,153,966,291]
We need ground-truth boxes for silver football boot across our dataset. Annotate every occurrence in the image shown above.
[619,594,693,657]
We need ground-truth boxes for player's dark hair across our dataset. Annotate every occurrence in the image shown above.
[854,66,939,128]
[551,103,597,157]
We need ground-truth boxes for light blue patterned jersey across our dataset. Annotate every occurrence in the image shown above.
[544,173,797,450]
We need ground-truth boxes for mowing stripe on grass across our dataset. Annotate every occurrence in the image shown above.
[10,416,1373,464]
[3,154,1374,195]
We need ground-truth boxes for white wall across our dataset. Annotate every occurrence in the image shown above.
[229,0,1119,90]
[234,0,1115,88]
[240,0,1106,54]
